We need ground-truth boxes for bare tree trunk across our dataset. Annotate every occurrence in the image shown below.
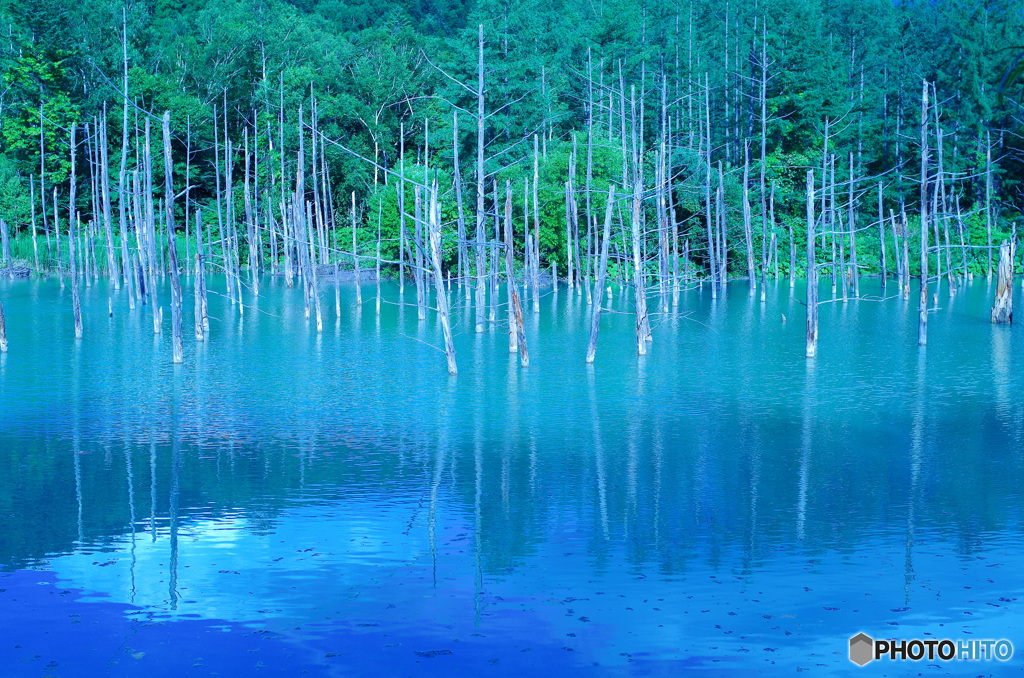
[162,112,184,364]
[848,153,859,298]
[428,180,457,375]
[306,201,323,333]
[704,74,716,296]
[918,81,929,347]
[986,131,993,279]
[742,142,755,295]
[475,25,487,333]
[759,23,769,301]
[511,286,528,368]
[352,191,362,307]
[991,240,1014,323]
[586,185,615,364]
[70,124,83,339]
[0,219,9,272]
[195,253,205,341]
[504,180,517,353]
[0,298,7,353]
[878,182,887,289]
[30,179,39,271]
[631,178,649,355]
[532,136,541,312]
[806,170,817,358]
[897,208,907,299]
[100,106,117,287]
[145,120,160,333]
[487,183,499,321]
[453,111,469,297]
[414,185,426,320]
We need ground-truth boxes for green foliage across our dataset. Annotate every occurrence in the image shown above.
[0,155,31,230]
[0,0,1022,279]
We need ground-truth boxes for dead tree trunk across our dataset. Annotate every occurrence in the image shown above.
[145,120,160,333]
[70,124,83,339]
[454,111,469,296]
[428,180,457,375]
[195,253,205,341]
[586,185,615,364]
[986,131,993,279]
[918,81,929,347]
[475,25,487,333]
[991,240,1014,324]
[163,112,184,364]
[806,170,817,358]
[352,191,362,307]
[0,219,10,272]
[848,153,859,298]
[504,180,517,353]
[742,143,755,296]
[631,178,649,355]
[0,298,6,352]
[511,285,528,368]
[99,108,117,287]
[878,182,887,289]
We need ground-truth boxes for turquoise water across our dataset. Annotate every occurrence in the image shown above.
[0,275,1021,676]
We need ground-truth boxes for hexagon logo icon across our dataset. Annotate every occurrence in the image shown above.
[849,632,874,666]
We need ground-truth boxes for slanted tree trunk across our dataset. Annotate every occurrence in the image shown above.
[428,180,457,375]
[511,285,528,368]
[991,240,1014,324]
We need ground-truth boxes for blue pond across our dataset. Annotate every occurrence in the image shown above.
[0,274,1021,676]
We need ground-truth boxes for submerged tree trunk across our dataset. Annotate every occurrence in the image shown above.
[195,254,205,341]
[991,240,1014,324]
[586,185,615,364]
[474,26,487,333]
[504,180,517,354]
[0,298,7,352]
[428,180,457,375]
[70,124,83,340]
[918,81,929,347]
[0,219,10,272]
[163,112,184,364]
[805,171,817,359]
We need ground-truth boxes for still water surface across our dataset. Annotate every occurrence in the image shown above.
[0,275,1021,676]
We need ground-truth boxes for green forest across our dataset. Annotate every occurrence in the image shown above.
[1,0,1022,281]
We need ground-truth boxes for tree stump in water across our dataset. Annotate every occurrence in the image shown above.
[0,298,7,353]
[991,240,1014,324]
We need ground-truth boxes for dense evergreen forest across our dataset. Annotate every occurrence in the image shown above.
[1,0,1023,286]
